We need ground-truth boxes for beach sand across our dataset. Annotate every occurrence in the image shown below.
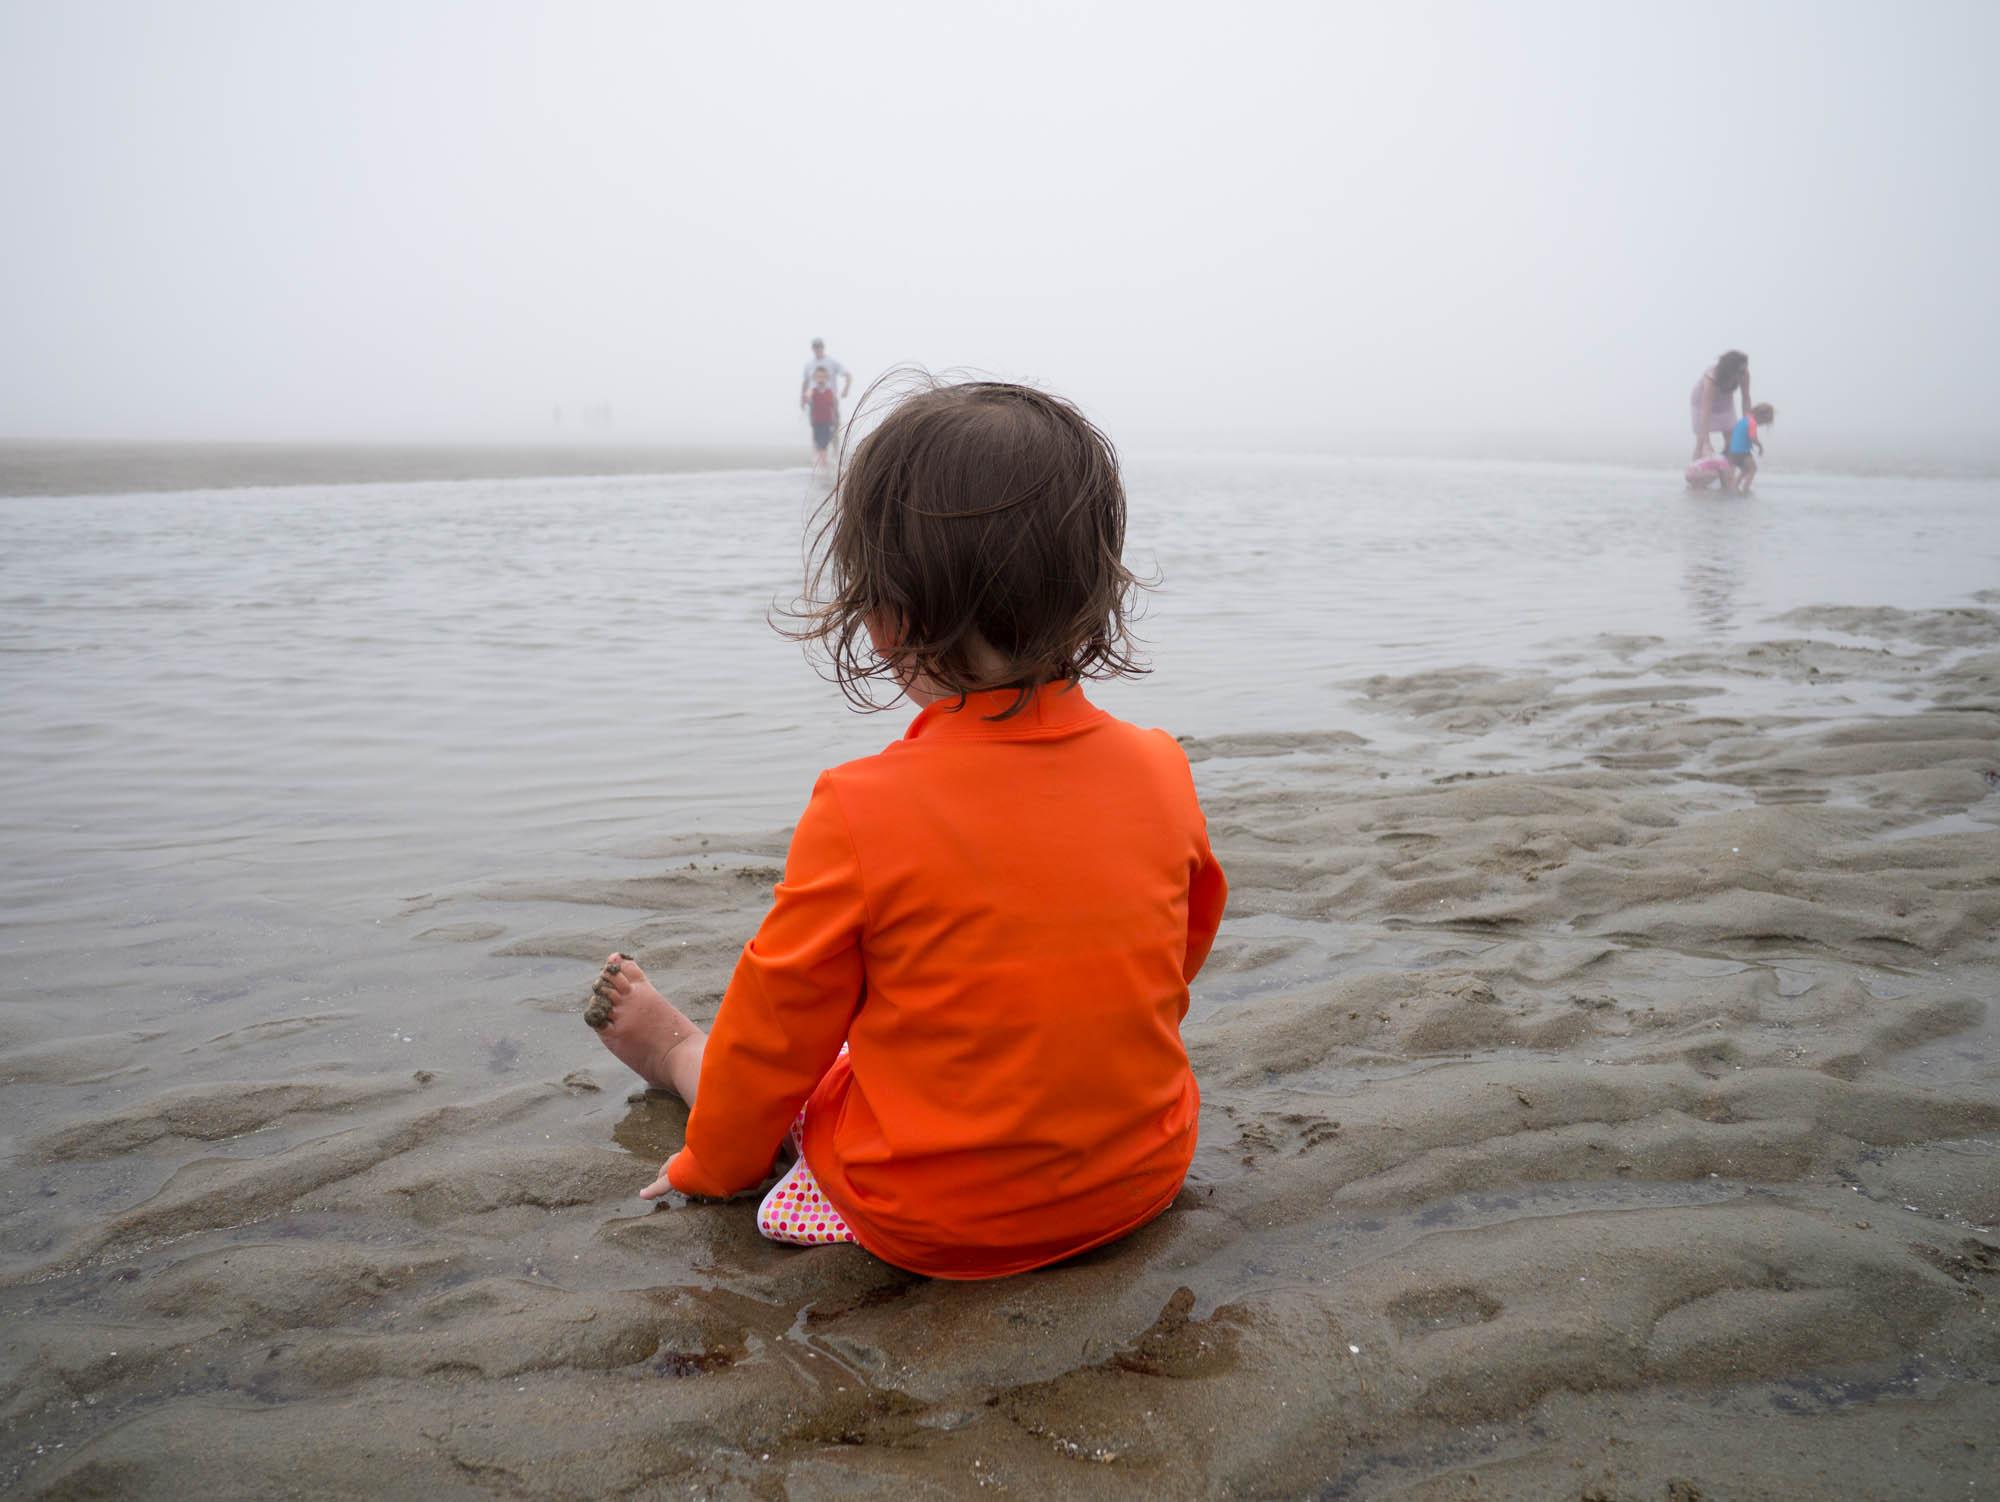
[0,439,799,497]
[4,599,1996,1499]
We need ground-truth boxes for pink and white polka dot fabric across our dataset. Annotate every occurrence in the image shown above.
[757,1111,858,1247]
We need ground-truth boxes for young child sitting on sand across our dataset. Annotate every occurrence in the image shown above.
[1725,402,1775,492]
[583,380,1228,1279]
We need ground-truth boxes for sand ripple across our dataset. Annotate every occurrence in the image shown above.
[4,605,1998,1498]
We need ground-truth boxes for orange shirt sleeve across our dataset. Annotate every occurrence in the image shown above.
[1184,827,1227,983]
[666,773,867,1197]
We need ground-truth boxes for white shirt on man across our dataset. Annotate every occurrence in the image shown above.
[803,356,847,389]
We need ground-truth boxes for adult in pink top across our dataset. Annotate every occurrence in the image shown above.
[1690,350,1752,460]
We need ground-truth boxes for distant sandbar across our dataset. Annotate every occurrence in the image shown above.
[0,439,800,498]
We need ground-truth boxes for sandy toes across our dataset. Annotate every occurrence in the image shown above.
[583,953,702,1097]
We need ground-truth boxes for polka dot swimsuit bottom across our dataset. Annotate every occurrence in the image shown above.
[756,1109,858,1247]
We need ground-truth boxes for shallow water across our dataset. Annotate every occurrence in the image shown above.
[4,454,1999,1496]
[0,462,1991,991]
[1,455,1996,1214]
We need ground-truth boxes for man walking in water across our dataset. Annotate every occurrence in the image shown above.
[799,338,852,472]
[799,338,852,410]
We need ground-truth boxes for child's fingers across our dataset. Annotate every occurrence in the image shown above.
[638,1164,674,1200]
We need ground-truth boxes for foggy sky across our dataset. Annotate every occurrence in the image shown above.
[2,0,1995,449]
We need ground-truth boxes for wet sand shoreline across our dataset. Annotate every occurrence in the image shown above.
[4,597,1996,1499]
[0,439,801,497]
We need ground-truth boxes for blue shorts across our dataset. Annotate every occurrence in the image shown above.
[812,422,834,450]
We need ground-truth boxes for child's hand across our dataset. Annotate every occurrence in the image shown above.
[639,1161,678,1200]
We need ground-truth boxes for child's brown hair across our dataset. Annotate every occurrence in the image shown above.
[789,377,1147,715]
[1752,402,1775,422]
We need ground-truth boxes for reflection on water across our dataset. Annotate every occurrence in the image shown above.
[1678,490,1751,636]
[0,454,1995,1109]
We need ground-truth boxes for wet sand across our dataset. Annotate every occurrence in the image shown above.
[4,597,1996,1498]
[0,438,798,497]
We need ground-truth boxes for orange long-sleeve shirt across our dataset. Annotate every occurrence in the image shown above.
[665,683,1227,1279]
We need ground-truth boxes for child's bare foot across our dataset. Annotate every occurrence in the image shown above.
[584,954,704,1102]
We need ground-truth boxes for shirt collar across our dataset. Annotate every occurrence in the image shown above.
[902,681,1105,742]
